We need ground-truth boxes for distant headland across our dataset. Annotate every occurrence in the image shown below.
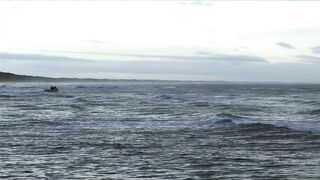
[0,71,190,83]
[0,71,115,82]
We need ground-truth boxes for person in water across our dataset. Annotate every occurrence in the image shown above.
[45,86,59,92]
[50,86,58,91]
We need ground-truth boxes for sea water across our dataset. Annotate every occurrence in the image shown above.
[0,82,320,179]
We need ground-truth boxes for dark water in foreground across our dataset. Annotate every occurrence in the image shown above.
[0,82,320,179]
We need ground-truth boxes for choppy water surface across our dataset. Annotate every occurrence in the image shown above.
[0,82,320,179]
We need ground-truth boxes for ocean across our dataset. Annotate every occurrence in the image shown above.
[0,82,320,179]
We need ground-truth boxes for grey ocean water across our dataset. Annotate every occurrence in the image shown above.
[0,82,320,179]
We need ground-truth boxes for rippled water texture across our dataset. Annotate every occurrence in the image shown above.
[0,82,320,179]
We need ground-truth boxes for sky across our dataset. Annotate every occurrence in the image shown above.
[0,1,320,82]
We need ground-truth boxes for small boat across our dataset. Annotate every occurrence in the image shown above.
[45,86,59,92]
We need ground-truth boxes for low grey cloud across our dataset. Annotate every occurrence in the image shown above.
[1,51,267,64]
[276,42,295,49]
[196,51,211,55]
[311,46,320,54]
[296,54,320,63]
[75,51,268,63]
[0,52,93,63]
[1,52,320,82]
[1,55,319,82]
[0,53,202,77]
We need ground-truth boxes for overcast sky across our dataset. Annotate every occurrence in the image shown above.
[0,1,320,82]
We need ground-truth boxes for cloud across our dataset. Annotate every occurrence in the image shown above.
[2,55,319,82]
[0,51,267,64]
[35,49,269,63]
[296,54,320,63]
[48,50,268,63]
[104,52,267,63]
[0,51,267,80]
[177,0,212,7]
[0,52,93,63]
[0,53,209,77]
[1,52,320,82]
[276,42,295,49]
[196,51,212,55]
[311,46,320,54]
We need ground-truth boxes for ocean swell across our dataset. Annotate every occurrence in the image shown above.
[209,113,320,133]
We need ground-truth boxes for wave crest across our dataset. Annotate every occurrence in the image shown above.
[209,113,320,133]
[209,113,255,125]
[297,109,320,116]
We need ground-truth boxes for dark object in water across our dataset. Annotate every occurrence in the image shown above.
[45,86,59,92]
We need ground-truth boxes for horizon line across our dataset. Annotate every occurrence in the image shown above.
[1,71,320,84]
